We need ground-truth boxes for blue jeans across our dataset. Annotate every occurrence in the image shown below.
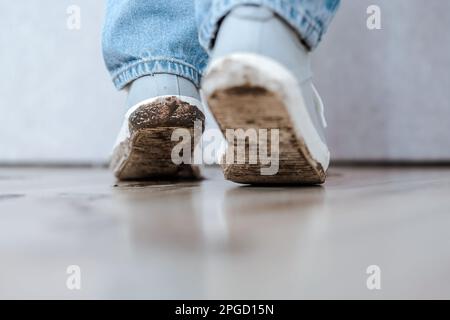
[102,0,340,90]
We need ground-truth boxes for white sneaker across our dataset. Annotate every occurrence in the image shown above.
[111,74,204,180]
[203,5,330,184]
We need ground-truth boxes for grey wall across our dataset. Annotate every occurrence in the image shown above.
[0,0,449,164]
[314,0,450,161]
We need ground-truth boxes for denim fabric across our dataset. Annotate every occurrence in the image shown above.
[102,0,209,90]
[102,0,340,90]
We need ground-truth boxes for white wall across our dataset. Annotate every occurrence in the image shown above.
[1,0,449,164]
[0,0,124,164]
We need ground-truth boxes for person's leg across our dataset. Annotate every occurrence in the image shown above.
[103,0,208,91]
[196,0,340,52]
[198,0,340,184]
[102,0,208,180]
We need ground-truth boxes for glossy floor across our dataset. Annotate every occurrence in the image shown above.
[0,166,449,299]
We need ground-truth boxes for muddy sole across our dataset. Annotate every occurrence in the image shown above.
[111,127,200,180]
[207,86,326,185]
[111,96,204,181]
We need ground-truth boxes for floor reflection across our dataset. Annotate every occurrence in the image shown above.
[115,173,328,256]
[114,179,203,250]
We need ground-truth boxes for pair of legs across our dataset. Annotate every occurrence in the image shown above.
[102,0,340,184]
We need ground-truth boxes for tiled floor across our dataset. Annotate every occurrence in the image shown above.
[1,166,450,299]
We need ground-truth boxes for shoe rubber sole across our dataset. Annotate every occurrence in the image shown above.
[203,54,328,185]
[111,96,204,181]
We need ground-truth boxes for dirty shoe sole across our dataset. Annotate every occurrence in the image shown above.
[203,53,329,185]
[111,96,204,180]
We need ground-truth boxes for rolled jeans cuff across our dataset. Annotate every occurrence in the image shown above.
[111,58,203,90]
[198,0,326,52]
